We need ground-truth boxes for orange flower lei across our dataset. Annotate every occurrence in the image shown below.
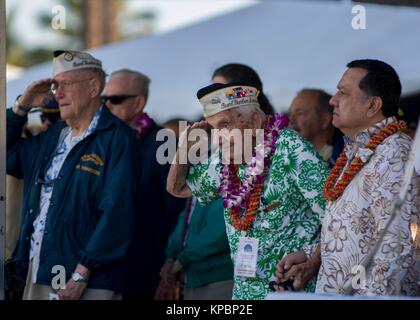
[323,120,407,202]
[228,165,266,231]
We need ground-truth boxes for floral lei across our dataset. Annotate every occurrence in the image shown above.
[323,120,407,202]
[133,112,153,138]
[218,114,289,231]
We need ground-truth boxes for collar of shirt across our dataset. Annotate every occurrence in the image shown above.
[45,106,103,182]
[72,105,102,139]
[59,106,103,151]
[343,116,397,162]
[319,144,333,163]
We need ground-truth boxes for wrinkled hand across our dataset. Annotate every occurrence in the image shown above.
[160,259,177,286]
[58,279,87,300]
[274,262,316,292]
[154,280,180,300]
[155,259,185,300]
[171,260,184,275]
[274,250,320,292]
[160,259,175,274]
[178,120,209,154]
[15,79,54,115]
[273,250,307,292]
[276,250,307,280]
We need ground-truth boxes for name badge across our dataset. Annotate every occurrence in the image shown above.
[235,237,259,278]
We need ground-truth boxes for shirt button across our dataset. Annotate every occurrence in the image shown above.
[44,230,48,235]
[29,209,33,214]
[50,202,54,207]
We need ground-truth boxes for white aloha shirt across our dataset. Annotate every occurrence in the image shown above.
[30,107,102,283]
[186,129,329,300]
[305,117,420,296]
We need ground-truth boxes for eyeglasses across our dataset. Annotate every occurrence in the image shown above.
[101,95,138,105]
[50,78,93,95]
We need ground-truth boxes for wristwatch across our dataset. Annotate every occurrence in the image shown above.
[71,272,88,283]
[13,94,29,114]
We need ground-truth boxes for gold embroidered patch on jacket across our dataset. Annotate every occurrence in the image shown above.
[76,165,101,176]
[80,154,104,166]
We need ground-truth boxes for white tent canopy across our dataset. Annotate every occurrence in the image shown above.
[7,0,420,123]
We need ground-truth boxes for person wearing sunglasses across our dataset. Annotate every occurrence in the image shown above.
[7,50,137,300]
[103,69,186,300]
[101,95,137,108]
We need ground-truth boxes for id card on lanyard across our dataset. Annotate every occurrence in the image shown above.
[234,236,259,278]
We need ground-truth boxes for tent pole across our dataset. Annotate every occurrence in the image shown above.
[0,0,6,301]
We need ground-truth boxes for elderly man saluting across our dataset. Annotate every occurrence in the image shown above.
[167,82,329,300]
[7,50,137,300]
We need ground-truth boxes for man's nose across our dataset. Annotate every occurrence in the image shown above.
[54,90,64,100]
[329,95,337,108]
[289,112,296,124]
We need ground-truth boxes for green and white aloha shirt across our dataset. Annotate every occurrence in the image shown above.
[186,129,329,300]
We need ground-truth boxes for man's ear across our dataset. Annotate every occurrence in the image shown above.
[321,112,333,130]
[251,109,264,136]
[366,96,383,119]
[90,78,102,98]
[134,95,146,114]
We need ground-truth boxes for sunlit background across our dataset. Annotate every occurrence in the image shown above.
[5,0,420,124]
[6,0,257,73]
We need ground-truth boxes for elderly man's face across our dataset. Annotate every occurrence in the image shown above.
[207,108,259,163]
[288,92,324,144]
[103,74,142,126]
[329,68,371,137]
[53,70,94,122]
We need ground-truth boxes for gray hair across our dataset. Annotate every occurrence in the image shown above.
[77,68,107,92]
[110,69,151,103]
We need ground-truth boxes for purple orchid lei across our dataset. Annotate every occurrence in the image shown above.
[134,112,153,138]
[218,113,289,211]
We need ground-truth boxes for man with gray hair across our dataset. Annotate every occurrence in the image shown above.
[103,69,186,300]
[7,50,137,300]
[102,69,151,127]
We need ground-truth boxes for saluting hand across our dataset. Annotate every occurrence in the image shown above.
[14,79,54,115]
[178,120,210,152]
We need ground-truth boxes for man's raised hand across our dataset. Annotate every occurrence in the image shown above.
[14,79,54,115]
